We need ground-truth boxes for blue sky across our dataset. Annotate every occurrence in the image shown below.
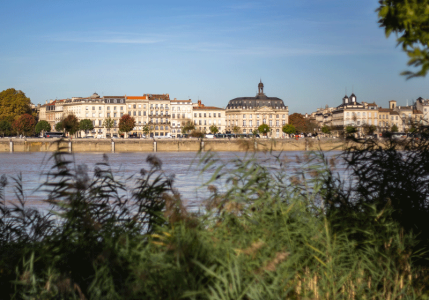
[1,0,428,113]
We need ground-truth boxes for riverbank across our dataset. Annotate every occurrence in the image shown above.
[0,138,344,152]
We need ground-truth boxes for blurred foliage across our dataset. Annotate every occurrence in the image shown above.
[1,137,429,299]
[378,0,429,78]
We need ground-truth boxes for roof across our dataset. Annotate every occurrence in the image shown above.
[105,96,125,98]
[378,108,391,112]
[414,110,423,114]
[367,103,378,106]
[126,96,147,100]
[226,94,286,109]
[194,106,224,110]
[171,100,192,103]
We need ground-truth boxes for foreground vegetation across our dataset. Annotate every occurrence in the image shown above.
[1,137,429,299]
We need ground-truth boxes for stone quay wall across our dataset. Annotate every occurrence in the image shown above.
[0,138,345,153]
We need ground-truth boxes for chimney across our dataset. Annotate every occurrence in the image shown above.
[49,99,53,104]
[198,100,202,107]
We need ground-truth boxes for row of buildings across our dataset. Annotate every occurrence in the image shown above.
[36,81,290,138]
[309,93,429,135]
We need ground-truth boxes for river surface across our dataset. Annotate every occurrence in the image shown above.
[0,151,344,211]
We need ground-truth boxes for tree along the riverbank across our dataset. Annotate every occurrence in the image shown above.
[1,135,429,299]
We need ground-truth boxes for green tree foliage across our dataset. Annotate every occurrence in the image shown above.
[35,120,51,135]
[102,117,114,132]
[282,123,296,135]
[377,0,429,78]
[12,113,36,136]
[209,125,219,134]
[79,119,94,133]
[258,124,270,136]
[181,120,195,134]
[142,125,150,136]
[252,129,259,136]
[63,114,79,135]
[119,114,135,134]
[391,124,399,132]
[55,121,63,132]
[0,120,11,137]
[321,125,331,134]
[0,88,31,122]
[345,125,357,134]
[190,130,204,138]
[232,126,241,134]
[363,124,377,135]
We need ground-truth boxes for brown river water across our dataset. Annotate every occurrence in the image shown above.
[0,151,343,211]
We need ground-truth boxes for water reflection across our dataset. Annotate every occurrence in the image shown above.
[0,151,344,211]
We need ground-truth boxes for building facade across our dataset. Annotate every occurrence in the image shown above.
[225,81,289,137]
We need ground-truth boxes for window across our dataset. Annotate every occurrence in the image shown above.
[86,112,89,117]
[199,113,202,117]
[257,114,259,118]
[138,104,141,109]
[282,114,285,118]
[107,107,110,110]
[257,120,260,126]
[86,106,89,111]
[128,105,131,109]
[249,120,252,126]
[218,113,221,117]
[107,113,110,118]
[99,120,102,126]
[138,111,141,116]
[194,113,197,117]
[99,106,102,110]
[276,114,279,118]
[243,114,246,119]
[204,113,206,117]
[120,113,123,117]
[172,114,175,118]
[269,120,272,126]
[114,113,117,118]
[92,113,95,117]
[99,113,102,117]
[276,120,279,126]
[120,107,123,111]
[114,106,117,111]
[199,120,202,125]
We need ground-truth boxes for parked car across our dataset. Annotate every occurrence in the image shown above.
[85,136,94,138]
[205,134,215,139]
[44,132,64,138]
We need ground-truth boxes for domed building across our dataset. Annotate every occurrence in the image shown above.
[225,81,289,137]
